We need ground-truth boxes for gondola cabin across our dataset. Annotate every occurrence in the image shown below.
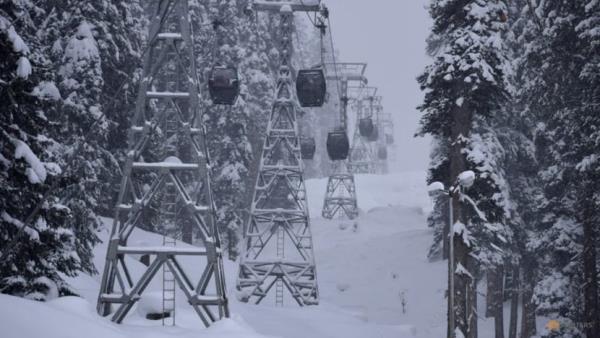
[208,66,240,105]
[386,133,394,145]
[367,128,379,142]
[326,129,350,161]
[358,118,375,138]
[296,69,326,107]
[300,137,316,160]
[377,145,388,160]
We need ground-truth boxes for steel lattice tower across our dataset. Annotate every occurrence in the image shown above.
[349,87,378,174]
[96,0,229,326]
[321,63,367,220]
[236,0,323,306]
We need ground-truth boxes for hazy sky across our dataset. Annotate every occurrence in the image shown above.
[323,0,432,172]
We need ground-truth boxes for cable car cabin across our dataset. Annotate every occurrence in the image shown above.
[326,129,350,161]
[296,69,326,107]
[367,128,379,142]
[386,133,394,145]
[300,137,316,160]
[208,66,240,105]
[358,118,375,138]
[377,146,388,160]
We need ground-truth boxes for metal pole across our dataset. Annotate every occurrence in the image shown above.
[448,191,455,338]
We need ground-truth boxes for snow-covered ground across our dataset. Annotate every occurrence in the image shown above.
[2,171,489,338]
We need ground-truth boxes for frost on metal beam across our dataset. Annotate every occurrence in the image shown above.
[324,62,368,83]
[237,4,319,307]
[96,0,229,327]
[251,0,322,12]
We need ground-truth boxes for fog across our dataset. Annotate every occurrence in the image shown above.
[324,0,432,172]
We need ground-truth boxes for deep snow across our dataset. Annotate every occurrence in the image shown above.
[1,171,528,338]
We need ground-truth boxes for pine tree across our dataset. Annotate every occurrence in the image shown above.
[575,2,600,334]
[418,1,512,337]
[234,5,276,216]
[511,1,600,337]
[35,0,145,272]
[203,0,254,259]
[0,2,81,300]
[427,136,451,260]
[188,0,275,258]
[502,2,543,336]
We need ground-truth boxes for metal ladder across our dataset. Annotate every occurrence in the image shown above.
[160,181,178,326]
[162,234,176,326]
[161,63,179,324]
[275,227,284,306]
[161,182,178,326]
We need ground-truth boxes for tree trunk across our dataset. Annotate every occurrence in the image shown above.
[448,227,453,338]
[454,233,471,338]
[520,255,536,338]
[582,181,600,338]
[493,266,505,338]
[443,203,450,260]
[448,95,473,338]
[486,266,505,338]
[486,270,496,318]
[508,265,519,338]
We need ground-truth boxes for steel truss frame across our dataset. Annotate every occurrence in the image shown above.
[237,0,322,307]
[321,63,367,220]
[96,0,229,327]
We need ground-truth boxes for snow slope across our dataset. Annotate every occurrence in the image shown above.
[1,171,459,338]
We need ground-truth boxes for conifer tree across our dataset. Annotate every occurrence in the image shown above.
[419,1,512,337]
[0,2,81,300]
[502,1,600,336]
[189,0,275,258]
[34,0,145,271]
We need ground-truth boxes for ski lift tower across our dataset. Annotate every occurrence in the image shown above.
[321,62,367,220]
[236,0,327,307]
[349,86,379,174]
[96,0,229,327]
